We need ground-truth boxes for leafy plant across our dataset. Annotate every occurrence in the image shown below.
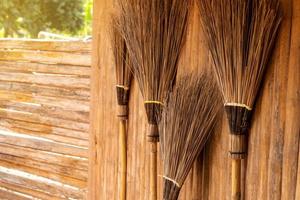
[0,0,92,38]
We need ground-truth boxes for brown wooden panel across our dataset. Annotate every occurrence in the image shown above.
[89,0,300,199]
[0,187,32,200]
[0,72,89,89]
[0,153,87,181]
[0,160,86,188]
[0,167,85,199]
[0,90,89,112]
[0,181,63,200]
[0,61,90,76]
[0,108,88,132]
[0,50,90,66]
[0,100,89,123]
[0,119,87,140]
[0,121,88,147]
[0,143,87,171]
[0,39,91,53]
[0,80,90,101]
[0,39,89,199]
[0,131,87,157]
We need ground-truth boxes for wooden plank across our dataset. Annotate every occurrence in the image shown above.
[0,187,32,200]
[0,90,89,112]
[0,167,85,199]
[0,143,88,171]
[0,120,88,147]
[0,181,63,200]
[0,153,87,182]
[0,100,89,123]
[0,108,89,132]
[282,1,300,199]
[0,39,91,53]
[0,160,86,189]
[0,50,91,66]
[0,72,89,89]
[0,80,90,101]
[0,131,88,158]
[0,119,87,140]
[0,61,90,76]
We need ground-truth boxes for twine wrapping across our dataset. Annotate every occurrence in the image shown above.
[144,100,164,106]
[224,102,252,111]
[116,85,130,90]
[159,175,181,188]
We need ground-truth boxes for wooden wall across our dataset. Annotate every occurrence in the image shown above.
[0,39,91,200]
[89,0,300,199]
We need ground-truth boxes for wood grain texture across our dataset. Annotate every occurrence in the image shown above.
[89,0,300,199]
[0,39,91,200]
[0,39,91,53]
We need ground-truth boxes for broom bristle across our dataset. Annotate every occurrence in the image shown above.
[198,0,282,107]
[117,0,191,138]
[110,15,133,118]
[159,72,222,200]
[198,0,282,157]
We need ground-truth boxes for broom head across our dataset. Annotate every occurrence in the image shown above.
[110,15,133,119]
[117,0,191,141]
[159,71,222,200]
[198,0,282,158]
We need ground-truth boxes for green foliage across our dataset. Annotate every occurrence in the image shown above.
[0,0,22,37]
[0,0,92,38]
[82,0,93,35]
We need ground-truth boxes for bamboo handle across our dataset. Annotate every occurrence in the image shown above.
[150,142,158,200]
[231,159,241,200]
[119,119,127,200]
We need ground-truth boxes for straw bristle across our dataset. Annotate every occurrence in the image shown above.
[117,0,191,131]
[159,72,222,200]
[198,0,282,107]
[110,15,133,118]
[111,16,132,105]
[198,0,282,157]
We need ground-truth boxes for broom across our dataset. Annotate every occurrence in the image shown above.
[117,0,191,199]
[159,72,222,200]
[110,16,133,200]
[198,0,282,199]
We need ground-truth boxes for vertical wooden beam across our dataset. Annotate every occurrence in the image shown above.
[88,0,117,199]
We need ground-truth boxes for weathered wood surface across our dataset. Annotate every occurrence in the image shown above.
[0,39,91,53]
[89,0,300,199]
[0,167,85,199]
[0,39,91,200]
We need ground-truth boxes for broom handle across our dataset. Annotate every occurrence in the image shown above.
[231,159,241,200]
[150,142,158,200]
[119,119,127,200]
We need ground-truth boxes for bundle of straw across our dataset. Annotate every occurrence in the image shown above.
[160,72,222,200]
[198,0,282,199]
[117,0,191,199]
[110,16,133,200]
